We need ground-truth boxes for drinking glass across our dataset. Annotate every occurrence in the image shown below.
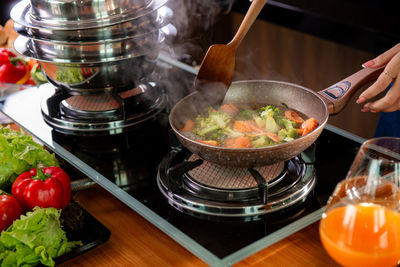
[319,137,400,267]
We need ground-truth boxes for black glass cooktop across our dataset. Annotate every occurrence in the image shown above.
[0,56,364,266]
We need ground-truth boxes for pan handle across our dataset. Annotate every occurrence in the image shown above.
[317,67,384,115]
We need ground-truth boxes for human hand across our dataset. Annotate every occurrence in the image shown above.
[356,43,400,112]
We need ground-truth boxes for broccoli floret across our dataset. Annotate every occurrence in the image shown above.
[277,118,297,130]
[192,110,232,139]
[258,105,282,118]
[209,110,232,128]
[276,128,299,144]
[207,128,226,141]
[236,108,256,120]
[287,128,300,138]
[278,128,288,138]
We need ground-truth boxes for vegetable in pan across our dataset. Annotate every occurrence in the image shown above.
[181,103,319,148]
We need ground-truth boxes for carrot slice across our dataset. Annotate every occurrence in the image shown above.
[181,119,195,131]
[297,128,304,135]
[300,118,319,136]
[285,110,304,124]
[234,120,263,133]
[220,103,239,116]
[196,140,219,146]
[234,121,252,133]
[264,132,281,142]
[224,137,251,148]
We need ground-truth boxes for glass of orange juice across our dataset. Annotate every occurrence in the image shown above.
[319,137,400,267]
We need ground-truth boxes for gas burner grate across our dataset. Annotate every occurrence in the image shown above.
[40,82,167,135]
[187,154,284,189]
[60,94,122,121]
[157,148,316,221]
[63,95,120,112]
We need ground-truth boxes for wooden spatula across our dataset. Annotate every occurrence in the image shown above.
[194,0,268,105]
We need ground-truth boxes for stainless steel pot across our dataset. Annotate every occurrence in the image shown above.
[12,0,167,30]
[29,0,152,22]
[13,26,172,63]
[38,53,158,94]
[14,5,173,43]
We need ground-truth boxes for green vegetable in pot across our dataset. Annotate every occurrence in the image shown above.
[0,126,59,189]
[56,67,85,84]
[0,207,82,267]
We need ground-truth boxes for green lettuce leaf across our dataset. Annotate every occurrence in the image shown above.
[0,207,82,267]
[0,126,59,189]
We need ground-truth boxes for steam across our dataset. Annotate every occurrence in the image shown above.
[157,0,235,109]
[166,0,235,64]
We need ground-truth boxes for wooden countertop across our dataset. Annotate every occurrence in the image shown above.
[61,185,340,267]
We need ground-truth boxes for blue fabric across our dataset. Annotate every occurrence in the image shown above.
[374,111,400,137]
[373,83,400,137]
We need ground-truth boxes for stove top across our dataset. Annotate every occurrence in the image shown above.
[0,56,364,266]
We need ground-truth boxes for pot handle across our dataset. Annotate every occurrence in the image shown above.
[317,67,384,115]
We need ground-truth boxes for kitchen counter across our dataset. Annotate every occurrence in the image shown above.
[64,185,339,266]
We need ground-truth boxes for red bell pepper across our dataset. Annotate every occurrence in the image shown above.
[0,57,28,84]
[0,192,22,232]
[0,53,9,66]
[12,166,71,210]
[0,48,16,58]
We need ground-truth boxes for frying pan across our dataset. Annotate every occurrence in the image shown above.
[170,67,383,167]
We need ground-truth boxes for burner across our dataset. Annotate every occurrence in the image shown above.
[186,154,285,189]
[157,148,316,221]
[40,81,167,135]
[60,94,122,120]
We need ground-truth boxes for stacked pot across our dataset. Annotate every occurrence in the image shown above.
[10,0,176,95]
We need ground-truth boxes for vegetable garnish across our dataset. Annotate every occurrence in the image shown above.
[0,48,46,86]
[0,126,59,189]
[181,103,319,148]
[0,207,82,267]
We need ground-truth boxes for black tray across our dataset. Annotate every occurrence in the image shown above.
[50,201,111,265]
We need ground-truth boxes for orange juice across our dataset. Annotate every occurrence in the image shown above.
[319,203,400,267]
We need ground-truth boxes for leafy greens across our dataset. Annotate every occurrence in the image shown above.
[0,126,59,189]
[0,207,82,267]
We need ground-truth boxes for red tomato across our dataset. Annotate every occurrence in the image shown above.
[0,194,22,232]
